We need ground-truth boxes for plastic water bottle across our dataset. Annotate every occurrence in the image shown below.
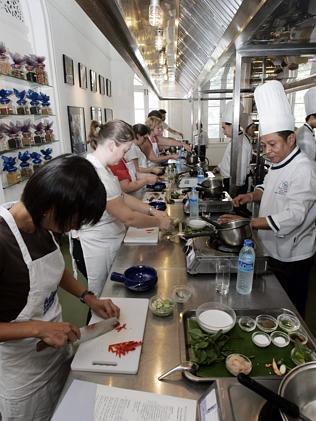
[197,166,204,185]
[176,158,182,174]
[189,187,199,218]
[236,239,255,294]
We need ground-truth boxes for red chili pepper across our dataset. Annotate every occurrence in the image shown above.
[115,323,127,332]
[108,340,143,357]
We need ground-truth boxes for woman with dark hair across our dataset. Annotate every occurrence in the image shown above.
[0,154,119,421]
[72,119,171,297]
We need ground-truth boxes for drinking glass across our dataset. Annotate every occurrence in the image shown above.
[215,259,230,295]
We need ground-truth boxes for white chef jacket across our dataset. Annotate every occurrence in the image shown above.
[256,146,316,262]
[218,133,252,186]
[193,130,208,147]
[296,123,316,160]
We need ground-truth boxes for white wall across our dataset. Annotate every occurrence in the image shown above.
[45,0,135,152]
[160,99,192,140]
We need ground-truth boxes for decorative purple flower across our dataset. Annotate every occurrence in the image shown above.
[24,55,36,69]
[33,122,44,133]
[10,52,25,67]
[17,119,32,133]
[43,120,53,131]
[0,42,8,59]
[2,122,20,135]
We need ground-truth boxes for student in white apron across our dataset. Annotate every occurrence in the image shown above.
[125,124,163,176]
[72,120,172,298]
[141,117,185,167]
[296,87,316,160]
[0,155,119,421]
[221,81,316,317]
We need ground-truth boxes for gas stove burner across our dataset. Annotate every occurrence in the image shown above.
[258,401,282,421]
[208,239,241,253]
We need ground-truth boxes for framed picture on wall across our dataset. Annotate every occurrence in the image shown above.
[104,108,113,122]
[67,106,87,154]
[91,106,103,124]
[106,78,112,97]
[90,70,97,92]
[63,54,74,85]
[78,63,87,89]
[99,75,105,95]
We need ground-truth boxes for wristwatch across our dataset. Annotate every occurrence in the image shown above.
[79,290,95,303]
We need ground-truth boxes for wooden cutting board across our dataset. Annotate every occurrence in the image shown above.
[71,297,148,374]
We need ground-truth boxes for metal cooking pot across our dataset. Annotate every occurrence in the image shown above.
[238,362,316,421]
[279,361,316,421]
[185,218,252,247]
[196,177,224,197]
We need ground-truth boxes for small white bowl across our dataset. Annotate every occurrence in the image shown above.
[270,331,290,348]
[252,331,271,348]
[187,219,207,230]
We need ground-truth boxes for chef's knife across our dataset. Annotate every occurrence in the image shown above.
[36,317,119,352]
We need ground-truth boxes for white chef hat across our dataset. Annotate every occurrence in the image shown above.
[222,100,244,124]
[254,80,295,135]
[304,87,316,116]
[240,113,254,130]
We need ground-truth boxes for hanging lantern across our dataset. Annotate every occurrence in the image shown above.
[155,28,164,51]
[149,0,161,27]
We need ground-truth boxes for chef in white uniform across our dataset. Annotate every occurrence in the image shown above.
[216,101,252,194]
[228,80,316,316]
[296,86,316,160]
[0,155,119,421]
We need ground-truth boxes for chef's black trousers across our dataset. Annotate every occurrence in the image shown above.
[268,256,313,318]
[194,145,206,162]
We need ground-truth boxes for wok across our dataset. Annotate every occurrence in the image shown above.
[184,217,252,248]
[238,365,316,421]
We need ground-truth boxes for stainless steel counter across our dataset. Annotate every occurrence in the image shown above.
[68,230,296,407]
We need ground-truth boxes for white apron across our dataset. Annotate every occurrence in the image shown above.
[0,205,72,421]
[125,160,143,199]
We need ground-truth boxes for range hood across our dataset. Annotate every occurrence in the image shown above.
[75,0,316,99]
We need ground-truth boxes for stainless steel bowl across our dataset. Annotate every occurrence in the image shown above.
[216,219,252,247]
[279,361,316,420]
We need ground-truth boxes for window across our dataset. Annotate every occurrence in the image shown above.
[133,74,159,123]
[208,67,234,139]
[134,90,145,123]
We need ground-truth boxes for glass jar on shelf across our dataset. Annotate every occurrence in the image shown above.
[14,89,29,115]
[19,151,33,179]
[33,55,48,85]
[0,42,11,75]
[27,90,41,115]
[33,122,44,145]
[24,55,37,82]
[0,89,13,115]
[18,120,33,146]
[10,53,26,80]
[43,120,54,143]
[2,156,21,185]
[2,122,21,149]
[30,152,43,171]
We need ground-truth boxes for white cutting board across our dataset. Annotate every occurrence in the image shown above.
[71,297,148,374]
[123,226,159,244]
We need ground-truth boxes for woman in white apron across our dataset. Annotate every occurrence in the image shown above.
[109,158,158,199]
[0,155,119,421]
[141,117,181,167]
[72,120,172,298]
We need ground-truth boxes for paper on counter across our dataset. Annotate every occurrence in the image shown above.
[52,379,196,421]
[94,384,197,421]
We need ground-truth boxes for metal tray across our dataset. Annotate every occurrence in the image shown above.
[179,308,316,383]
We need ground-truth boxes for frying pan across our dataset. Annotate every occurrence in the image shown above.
[110,265,157,292]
